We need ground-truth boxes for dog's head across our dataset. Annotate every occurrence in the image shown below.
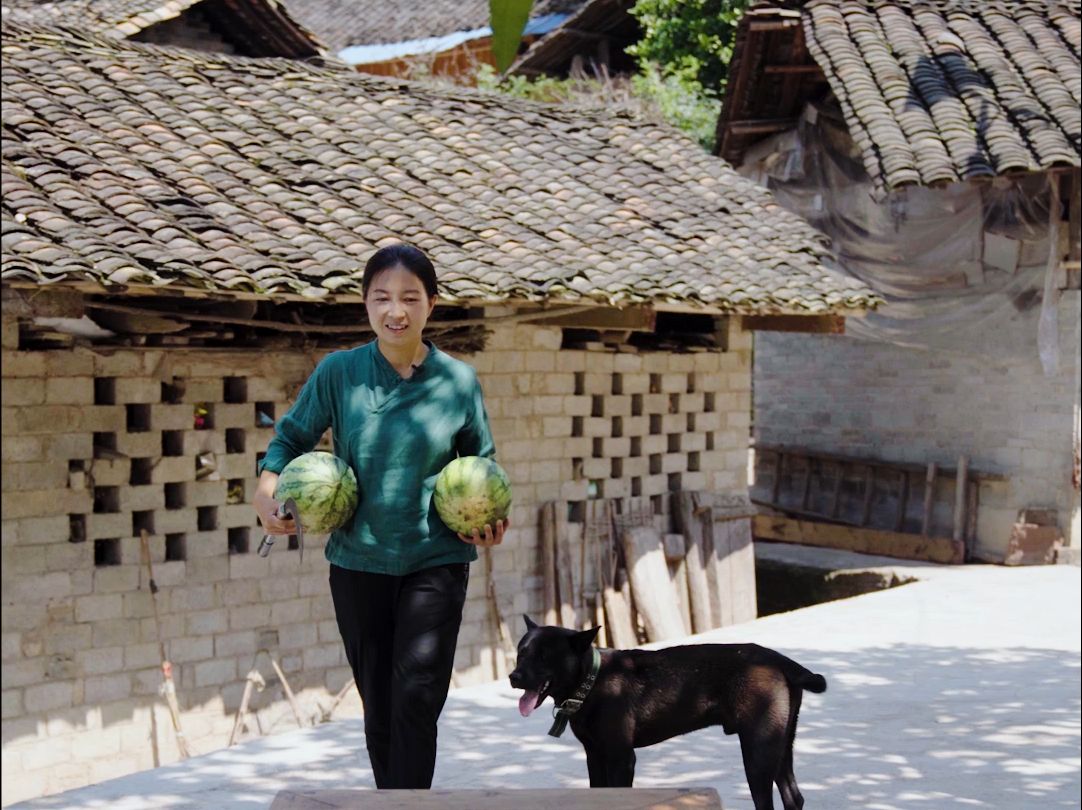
[509,615,600,718]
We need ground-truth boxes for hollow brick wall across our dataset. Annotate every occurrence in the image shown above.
[0,319,752,804]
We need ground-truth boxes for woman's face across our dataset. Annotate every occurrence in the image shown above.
[365,265,436,346]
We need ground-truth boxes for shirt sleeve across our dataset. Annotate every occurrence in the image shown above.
[455,372,495,459]
[258,360,333,474]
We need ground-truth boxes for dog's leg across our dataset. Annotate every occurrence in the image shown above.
[775,744,804,810]
[775,688,805,810]
[604,748,636,787]
[740,729,785,810]
[584,745,607,788]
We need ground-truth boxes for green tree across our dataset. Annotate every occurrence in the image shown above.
[628,0,750,98]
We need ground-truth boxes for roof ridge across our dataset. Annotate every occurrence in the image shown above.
[0,21,656,126]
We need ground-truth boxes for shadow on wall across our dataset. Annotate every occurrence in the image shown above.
[10,645,1080,809]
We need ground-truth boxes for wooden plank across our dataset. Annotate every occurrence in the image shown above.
[540,502,559,626]
[860,465,875,526]
[674,492,713,634]
[965,480,979,561]
[668,553,693,637]
[705,508,733,628]
[754,515,965,564]
[621,527,687,642]
[953,455,969,544]
[829,461,844,518]
[799,456,813,510]
[603,585,638,649]
[697,493,757,628]
[770,450,784,504]
[566,521,585,629]
[921,463,938,537]
[719,514,757,625]
[269,787,724,810]
[556,510,576,628]
[894,470,909,532]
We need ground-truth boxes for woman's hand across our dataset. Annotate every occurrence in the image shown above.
[253,470,297,535]
[458,518,510,547]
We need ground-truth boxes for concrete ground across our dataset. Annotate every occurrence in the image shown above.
[10,553,1081,810]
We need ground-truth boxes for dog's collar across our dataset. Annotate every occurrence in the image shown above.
[548,647,601,738]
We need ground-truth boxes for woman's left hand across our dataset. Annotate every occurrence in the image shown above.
[458,518,510,547]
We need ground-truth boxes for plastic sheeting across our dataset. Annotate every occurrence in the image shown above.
[739,104,1061,370]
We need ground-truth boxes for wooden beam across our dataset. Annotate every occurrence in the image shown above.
[764,64,821,74]
[749,20,801,32]
[727,118,798,135]
[536,305,656,332]
[742,314,845,334]
[753,515,965,564]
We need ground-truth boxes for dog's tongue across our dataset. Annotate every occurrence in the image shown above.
[519,690,539,718]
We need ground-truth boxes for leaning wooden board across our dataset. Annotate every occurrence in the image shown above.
[621,526,687,641]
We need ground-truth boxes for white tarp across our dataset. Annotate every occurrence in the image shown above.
[740,104,1060,371]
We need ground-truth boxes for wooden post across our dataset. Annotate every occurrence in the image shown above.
[921,463,937,537]
[540,503,558,626]
[953,455,969,544]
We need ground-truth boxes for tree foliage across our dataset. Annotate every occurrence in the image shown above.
[627,0,750,99]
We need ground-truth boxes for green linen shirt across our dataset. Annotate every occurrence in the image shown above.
[259,340,495,575]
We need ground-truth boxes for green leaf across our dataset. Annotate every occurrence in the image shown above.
[490,0,534,73]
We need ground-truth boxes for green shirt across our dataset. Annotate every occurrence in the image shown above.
[259,340,495,575]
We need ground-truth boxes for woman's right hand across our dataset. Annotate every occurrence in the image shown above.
[253,471,297,535]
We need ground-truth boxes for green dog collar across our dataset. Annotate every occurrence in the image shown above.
[548,647,601,738]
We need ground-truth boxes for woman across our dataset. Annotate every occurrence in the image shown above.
[253,243,507,789]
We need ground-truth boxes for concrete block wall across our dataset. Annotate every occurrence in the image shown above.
[0,319,752,803]
[753,291,1082,557]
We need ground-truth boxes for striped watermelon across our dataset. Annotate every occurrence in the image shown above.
[434,456,512,535]
[275,452,359,534]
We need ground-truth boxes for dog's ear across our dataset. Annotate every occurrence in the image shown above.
[523,614,538,631]
[571,626,601,652]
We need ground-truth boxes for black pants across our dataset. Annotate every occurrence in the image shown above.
[329,562,469,789]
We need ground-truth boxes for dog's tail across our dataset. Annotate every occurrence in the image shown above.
[780,657,828,693]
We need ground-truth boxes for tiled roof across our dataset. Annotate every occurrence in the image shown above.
[0,26,878,314]
[806,0,1080,190]
[0,0,325,58]
[281,0,584,54]
[510,0,640,77]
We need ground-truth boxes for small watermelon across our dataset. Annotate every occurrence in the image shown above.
[275,451,359,534]
[434,456,512,535]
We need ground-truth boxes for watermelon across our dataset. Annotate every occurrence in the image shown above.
[434,456,512,535]
[275,451,359,534]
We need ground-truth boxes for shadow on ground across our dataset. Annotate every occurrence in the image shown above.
[11,644,1080,810]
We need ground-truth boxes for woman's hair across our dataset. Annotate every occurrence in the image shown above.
[362,244,438,299]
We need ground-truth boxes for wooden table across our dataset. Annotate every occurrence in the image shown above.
[270,787,723,809]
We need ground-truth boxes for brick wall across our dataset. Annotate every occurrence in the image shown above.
[753,291,1082,557]
[0,319,752,803]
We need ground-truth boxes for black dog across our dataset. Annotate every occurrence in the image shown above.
[509,616,826,810]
